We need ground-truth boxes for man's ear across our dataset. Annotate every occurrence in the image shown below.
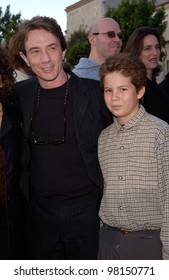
[137,86,145,100]
[19,51,30,67]
[88,33,96,46]
[62,49,67,61]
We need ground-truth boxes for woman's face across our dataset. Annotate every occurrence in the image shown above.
[140,34,160,73]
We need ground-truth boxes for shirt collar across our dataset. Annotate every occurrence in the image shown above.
[114,105,146,131]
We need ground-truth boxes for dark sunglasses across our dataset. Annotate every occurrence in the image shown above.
[92,31,124,40]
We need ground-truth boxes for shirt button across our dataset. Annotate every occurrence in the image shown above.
[120,146,124,150]
[115,244,120,249]
[119,206,124,210]
[118,176,123,180]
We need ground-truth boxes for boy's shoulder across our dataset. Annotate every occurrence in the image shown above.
[144,111,169,130]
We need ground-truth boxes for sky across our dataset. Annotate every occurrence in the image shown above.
[1,0,77,34]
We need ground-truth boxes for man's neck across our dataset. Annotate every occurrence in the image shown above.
[88,51,104,65]
[38,70,68,89]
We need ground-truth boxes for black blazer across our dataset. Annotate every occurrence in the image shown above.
[14,71,112,201]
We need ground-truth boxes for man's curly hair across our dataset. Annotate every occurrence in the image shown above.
[0,45,15,104]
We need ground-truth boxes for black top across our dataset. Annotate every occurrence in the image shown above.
[159,72,169,98]
[143,78,169,124]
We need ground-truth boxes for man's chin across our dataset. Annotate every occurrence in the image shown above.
[39,75,58,82]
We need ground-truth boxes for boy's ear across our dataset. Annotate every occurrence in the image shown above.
[137,86,145,100]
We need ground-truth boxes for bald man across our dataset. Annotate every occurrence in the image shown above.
[73,17,123,80]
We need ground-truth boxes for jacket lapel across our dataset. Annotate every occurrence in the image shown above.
[22,80,39,138]
[73,76,90,139]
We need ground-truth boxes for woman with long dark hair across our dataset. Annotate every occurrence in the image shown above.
[125,27,169,123]
[0,46,27,259]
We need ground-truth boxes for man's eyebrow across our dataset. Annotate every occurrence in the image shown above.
[28,46,39,51]
[47,43,58,47]
[28,43,58,52]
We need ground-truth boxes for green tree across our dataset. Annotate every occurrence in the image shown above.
[106,0,167,51]
[0,5,22,46]
[66,28,90,68]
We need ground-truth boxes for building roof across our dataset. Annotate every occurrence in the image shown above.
[65,0,169,13]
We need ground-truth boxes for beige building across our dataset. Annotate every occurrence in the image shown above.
[65,0,169,80]
[65,0,119,39]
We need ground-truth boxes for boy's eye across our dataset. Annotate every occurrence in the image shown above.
[104,88,112,93]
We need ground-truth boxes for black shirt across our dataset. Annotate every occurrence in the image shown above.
[143,78,169,124]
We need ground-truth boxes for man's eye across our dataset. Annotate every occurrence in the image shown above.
[49,46,57,51]
[30,50,39,54]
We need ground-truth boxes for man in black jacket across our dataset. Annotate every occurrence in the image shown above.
[14,16,112,260]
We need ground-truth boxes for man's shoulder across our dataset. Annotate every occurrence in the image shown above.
[70,73,103,102]
[14,77,38,103]
[15,77,38,90]
[73,57,97,68]
[72,58,100,80]
[77,76,101,94]
[71,71,100,86]
[144,111,169,133]
[80,77,100,85]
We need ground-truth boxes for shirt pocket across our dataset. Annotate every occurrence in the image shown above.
[127,150,158,189]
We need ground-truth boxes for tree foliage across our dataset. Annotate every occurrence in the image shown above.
[0,5,22,46]
[106,0,167,50]
[66,28,90,68]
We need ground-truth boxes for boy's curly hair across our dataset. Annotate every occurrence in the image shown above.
[0,46,15,104]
